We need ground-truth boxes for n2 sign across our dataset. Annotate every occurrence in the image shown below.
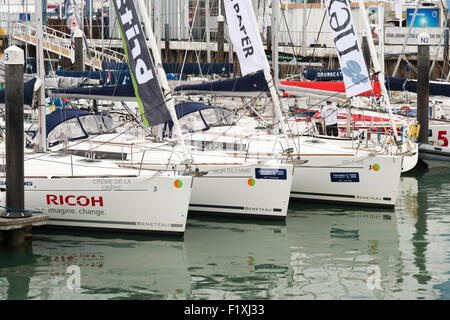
[418,32,431,45]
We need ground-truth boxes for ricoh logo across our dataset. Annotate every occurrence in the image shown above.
[46,195,104,207]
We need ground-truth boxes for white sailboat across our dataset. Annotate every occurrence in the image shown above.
[163,0,404,208]
[0,148,192,235]
[38,0,294,220]
[0,0,193,235]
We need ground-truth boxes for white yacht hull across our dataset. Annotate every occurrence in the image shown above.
[137,162,293,220]
[50,137,293,220]
[289,154,402,208]
[0,153,192,235]
[418,143,450,168]
[186,124,404,208]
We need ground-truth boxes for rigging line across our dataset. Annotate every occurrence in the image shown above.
[307,9,326,69]
[167,93,282,151]
[280,72,379,122]
[25,110,176,166]
[278,0,302,76]
[104,10,119,63]
[440,0,450,79]
[31,89,189,157]
[177,0,200,87]
[20,150,168,174]
[45,92,241,161]
[173,73,379,148]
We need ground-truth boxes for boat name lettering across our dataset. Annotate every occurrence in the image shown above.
[341,159,363,165]
[46,195,104,207]
[48,207,106,216]
[355,195,382,201]
[210,168,251,174]
[93,178,131,185]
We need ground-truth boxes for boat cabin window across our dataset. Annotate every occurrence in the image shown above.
[179,112,208,134]
[200,108,233,127]
[48,118,86,146]
[78,114,113,134]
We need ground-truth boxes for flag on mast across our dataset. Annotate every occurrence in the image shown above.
[65,0,91,63]
[324,0,372,97]
[223,0,270,76]
[65,0,79,63]
[111,0,171,127]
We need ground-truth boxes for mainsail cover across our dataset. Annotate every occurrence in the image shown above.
[55,69,132,86]
[53,73,269,99]
[0,78,37,106]
[112,0,171,127]
[51,82,136,101]
[385,77,450,97]
[174,70,269,95]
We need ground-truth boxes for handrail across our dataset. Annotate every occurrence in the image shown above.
[11,22,126,70]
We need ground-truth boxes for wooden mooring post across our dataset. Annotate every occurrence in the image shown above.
[0,45,48,247]
[417,33,430,144]
[73,29,84,71]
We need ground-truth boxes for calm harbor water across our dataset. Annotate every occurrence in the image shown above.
[0,164,449,300]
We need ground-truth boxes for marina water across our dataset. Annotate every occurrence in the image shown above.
[0,164,449,300]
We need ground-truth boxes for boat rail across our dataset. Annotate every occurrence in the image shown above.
[11,22,126,70]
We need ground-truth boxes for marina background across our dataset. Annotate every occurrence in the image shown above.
[1,0,450,80]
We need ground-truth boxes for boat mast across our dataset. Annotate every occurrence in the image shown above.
[36,0,47,152]
[271,0,280,133]
[247,0,289,141]
[357,0,398,141]
[392,2,419,78]
[136,0,191,162]
[272,0,279,90]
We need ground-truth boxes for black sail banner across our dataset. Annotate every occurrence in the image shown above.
[112,0,171,126]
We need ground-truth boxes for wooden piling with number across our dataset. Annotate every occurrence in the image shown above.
[417,33,430,144]
[0,45,48,247]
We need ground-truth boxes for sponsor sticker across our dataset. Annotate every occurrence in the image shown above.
[0,181,33,186]
[174,179,183,189]
[330,172,360,182]
[255,168,287,180]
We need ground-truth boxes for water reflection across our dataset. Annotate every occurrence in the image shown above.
[184,218,290,300]
[413,176,432,285]
[285,202,401,299]
[400,166,450,299]
[0,245,35,300]
[1,231,191,300]
[0,168,449,300]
